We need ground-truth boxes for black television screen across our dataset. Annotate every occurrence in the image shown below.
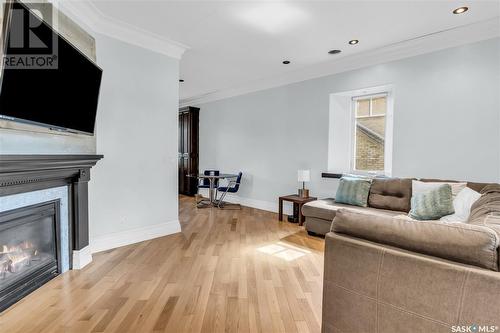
[0,1,102,135]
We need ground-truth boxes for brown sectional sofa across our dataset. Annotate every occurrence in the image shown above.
[301,178,500,332]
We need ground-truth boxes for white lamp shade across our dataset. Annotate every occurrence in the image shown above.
[297,170,310,182]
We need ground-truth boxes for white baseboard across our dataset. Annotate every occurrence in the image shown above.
[198,189,293,215]
[72,245,93,269]
[90,219,181,254]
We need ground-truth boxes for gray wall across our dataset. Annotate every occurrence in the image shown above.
[88,34,180,241]
[197,38,500,210]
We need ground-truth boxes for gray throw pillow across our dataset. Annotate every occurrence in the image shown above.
[409,184,455,220]
[335,176,372,207]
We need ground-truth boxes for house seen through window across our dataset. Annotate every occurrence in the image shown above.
[353,94,387,172]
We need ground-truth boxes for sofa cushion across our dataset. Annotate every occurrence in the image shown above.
[440,187,481,222]
[468,185,500,247]
[302,198,400,222]
[467,181,495,193]
[335,176,372,207]
[331,209,499,271]
[413,180,467,197]
[368,177,412,212]
[469,184,500,223]
[409,184,455,220]
[419,178,494,193]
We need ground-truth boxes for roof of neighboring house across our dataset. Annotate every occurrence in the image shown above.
[357,123,384,144]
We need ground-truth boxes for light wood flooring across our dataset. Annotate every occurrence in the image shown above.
[0,195,324,332]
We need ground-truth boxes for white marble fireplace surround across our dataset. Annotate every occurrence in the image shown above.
[0,186,71,272]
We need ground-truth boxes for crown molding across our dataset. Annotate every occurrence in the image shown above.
[54,1,189,59]
[180,18,499,107]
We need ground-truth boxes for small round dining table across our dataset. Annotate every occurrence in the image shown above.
[190,173,239,207]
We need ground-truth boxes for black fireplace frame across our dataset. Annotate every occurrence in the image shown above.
[0,200,62,312]
[0,154,102,312]
[0,155,102,267]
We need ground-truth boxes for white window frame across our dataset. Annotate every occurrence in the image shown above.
[351,93,389,175]
[328,85,394,177]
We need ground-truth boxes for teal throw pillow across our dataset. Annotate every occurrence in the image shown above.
[409,184,455,220]
[335,176,372,207]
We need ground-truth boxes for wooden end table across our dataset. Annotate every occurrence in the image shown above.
[278,195,317,226]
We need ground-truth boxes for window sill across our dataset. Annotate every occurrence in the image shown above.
[321,173,343,179]
[321,172,391,179]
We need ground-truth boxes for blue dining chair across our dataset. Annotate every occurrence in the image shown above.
[216,172,243,209]
[197,169,219,204]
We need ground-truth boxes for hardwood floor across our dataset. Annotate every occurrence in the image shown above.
[0,195,324,332]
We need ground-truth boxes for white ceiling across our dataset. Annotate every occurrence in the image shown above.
[87,1,500,103]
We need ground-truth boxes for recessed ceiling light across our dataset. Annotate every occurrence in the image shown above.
[328,49,342,55]
[348,39,359,45]
[179,79,184,82]
[453,6,468,14]
[282,60,290,64]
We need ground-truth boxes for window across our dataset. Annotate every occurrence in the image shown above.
[352,94,387,173]
[328,85,393,176]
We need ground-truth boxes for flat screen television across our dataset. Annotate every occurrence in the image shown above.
[0,0,102,135]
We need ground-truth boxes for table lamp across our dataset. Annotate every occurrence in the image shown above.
[297,170,310,198]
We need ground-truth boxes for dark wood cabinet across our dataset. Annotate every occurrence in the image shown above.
[178,106,199,196]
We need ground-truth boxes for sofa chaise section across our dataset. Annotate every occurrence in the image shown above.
[303,177,412,236]
[302,198,400,235]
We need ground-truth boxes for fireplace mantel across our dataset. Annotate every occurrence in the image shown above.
[0,154,103,269]
[0,155,103,195]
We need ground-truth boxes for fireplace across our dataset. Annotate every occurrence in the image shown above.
[0,200,62,312]
[0,154,102,312]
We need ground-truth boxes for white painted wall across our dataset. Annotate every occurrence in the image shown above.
[196,38,500,212]
[88,34,180,251]
[0,124,96,154]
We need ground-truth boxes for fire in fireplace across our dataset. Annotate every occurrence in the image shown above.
[1,241,47,281]
[0,200,61,312]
